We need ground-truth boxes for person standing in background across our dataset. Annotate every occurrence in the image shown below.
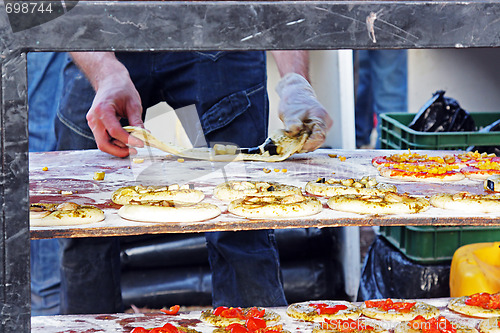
[354,49,408,149]
[28,51,66,315]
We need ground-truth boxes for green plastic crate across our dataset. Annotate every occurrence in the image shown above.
[379,112,500,263]
[379,226,500,264]
[380,112,500,150]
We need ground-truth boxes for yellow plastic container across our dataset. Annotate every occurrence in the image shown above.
[450,241,500,297]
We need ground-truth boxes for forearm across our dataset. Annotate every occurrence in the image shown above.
[270,50,310,81]
[70,52,130,91]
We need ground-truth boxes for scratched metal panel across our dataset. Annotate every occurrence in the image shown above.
[9,1,500,51]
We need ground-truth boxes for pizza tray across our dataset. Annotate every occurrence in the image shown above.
[30,298,486,332]
[29,148,500,240]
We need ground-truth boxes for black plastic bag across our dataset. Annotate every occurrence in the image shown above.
[357,236,451,301]
[408,90,475,132]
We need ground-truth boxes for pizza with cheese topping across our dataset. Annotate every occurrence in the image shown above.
[327,193,430,215]
[286,300,360,322]
[360,299,439,321]
[214,181,302,202]
[200,307,280,328]
[448,293,500,318]
[430,192,500,213]
[30,202,105,227]
[305,176,397,198]
[112,184,204,205]
[394,315,478,333]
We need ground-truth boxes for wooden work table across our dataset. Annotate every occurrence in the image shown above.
[29,148,500,240]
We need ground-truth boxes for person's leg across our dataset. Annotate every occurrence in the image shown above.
[55,56,123,314]
[156,51,286,307]
[354,50,375,148]
[369,49,408,148]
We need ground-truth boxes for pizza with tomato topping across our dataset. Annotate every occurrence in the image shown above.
[213,320,290,333]
[200,307,280,328]
[479,317,500,333]
[360,299,439,321]
[131,322,201,333]
[448,293,500,318]
[313,318,388,333]
[377,163,465,183]
[372,152,459,168]
[286,300,360,322]
[394,315,477,333]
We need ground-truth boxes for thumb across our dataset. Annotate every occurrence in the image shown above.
[282,117,303,137]
[125,99,144,128]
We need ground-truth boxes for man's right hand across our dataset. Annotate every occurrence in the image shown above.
[71,52,146,157]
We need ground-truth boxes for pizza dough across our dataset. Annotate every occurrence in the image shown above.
[327,193,430,215]
[286,300,360,322]
[360,299,439,321]
[30,202,105,227]
[313,318,388,333]
[305,177,397,197]
[200,307,280,327]
[112,184,204,205]
[430,192,500,214]
[479,317,500,333]
[118,200,221,223]
[124,126,308,162]
[448,294,500,318]
[228,194,322,219]
[214,181,302,201]
[394,316,478,333]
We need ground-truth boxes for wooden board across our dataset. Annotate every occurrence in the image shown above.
[30,299,488,332]
[29,148,500,240]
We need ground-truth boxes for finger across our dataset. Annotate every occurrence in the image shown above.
[91,122,132,158]
[282,118,303,137]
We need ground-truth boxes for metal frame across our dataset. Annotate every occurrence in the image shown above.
[3,0,500,330]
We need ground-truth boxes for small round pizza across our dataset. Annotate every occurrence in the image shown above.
[377,163,465,183]
[112,184,204,205]
[313,318,388,333]
[479,317,500,333]
[228,194,322,219]
[214,181,302,202]
[461,164,500,181]
[200,306,280,328]
[286,300,360,322]
[30,202,105,227]
[305,177,397,198]
[213,321,290,333]
[327,193,430,215]
[372,152,459,168]
[131,322,201,333]
[448,293,500,318]
[430,192,500,213]
[394,315,478,333]
[118,200,221,223]
[360,299,439,321]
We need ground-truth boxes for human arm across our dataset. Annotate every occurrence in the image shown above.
[70,52,145,157]
[270,50,333,152]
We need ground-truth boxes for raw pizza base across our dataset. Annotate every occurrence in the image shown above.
[118,201,221,223]
[228,194,322,219]
[124,126,308,162]
[305,177,397,198]
[430,193,500,214]
[327,193,430,215]
[30,202,105,227]
[394,318,478,333]
[479,317,500,333]
[286,300,360,322]
[214,181,302,201]
[448,297,500,318]
[360,299,439,321]
[313,318,388,333]
[112,184,204,205]
[200,307,280,327]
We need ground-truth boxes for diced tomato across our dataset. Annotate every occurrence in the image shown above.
[221,308,246,319]
[149,328,171,333]
[438,316,457,333]
[214,306,229,316]
[161,305,181,315]
[317,305,348,315]
[466,293,500,309]
[131,328,150,333]
[226,323,249,333]
[246,317,267,331]
[409,316,456,333]
[245,307,266,318]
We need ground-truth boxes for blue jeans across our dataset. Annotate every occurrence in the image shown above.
[355,50,408,148]
[55,51,287,314]
[28,52,66,316]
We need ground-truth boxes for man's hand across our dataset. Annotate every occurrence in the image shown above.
[71,52,145,157]
[276,73,333,152]
[86,73,145,157]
